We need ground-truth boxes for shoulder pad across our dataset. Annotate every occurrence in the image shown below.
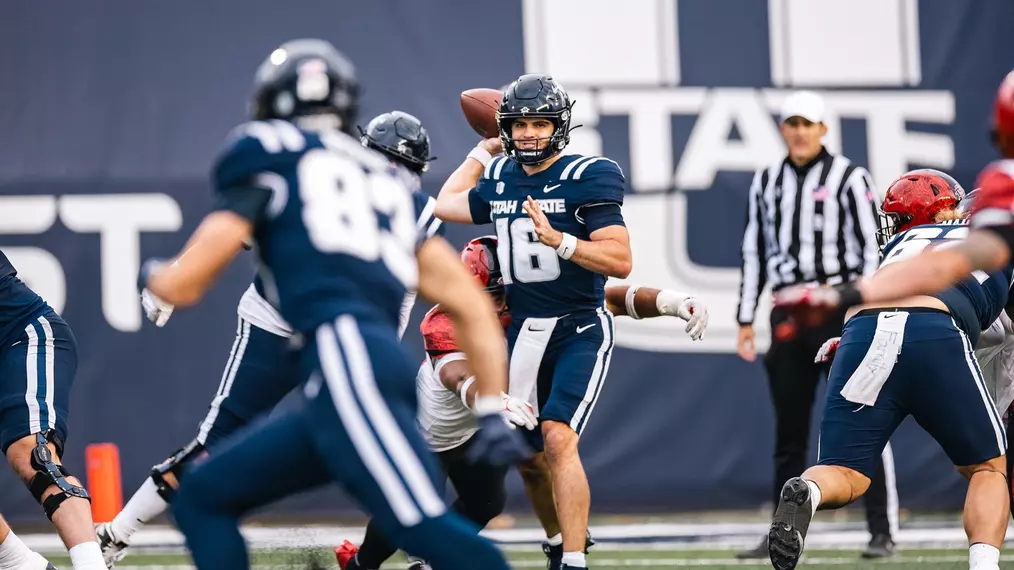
[412,191,444,239]
[420,307,458,354]
[213,120,308,189]
[560,155,625,182]
[880,231,905,259]
[481,154,514,181]
[563,155,626,206]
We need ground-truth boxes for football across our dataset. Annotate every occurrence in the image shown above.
[460,88,503,138]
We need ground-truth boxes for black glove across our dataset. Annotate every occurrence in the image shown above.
[466,410,532,466]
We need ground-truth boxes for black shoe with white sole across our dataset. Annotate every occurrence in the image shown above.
[861,533,896,559]
[768,477,814,570]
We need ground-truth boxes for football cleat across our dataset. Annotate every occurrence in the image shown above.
[407,557,433,570]
[334,540,360,570]
[768,477,814,570]
[861,533,896,559]
[542,532,596,570]
[95,522,129,568]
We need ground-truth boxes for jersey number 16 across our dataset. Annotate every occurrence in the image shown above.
[495,218,561,284]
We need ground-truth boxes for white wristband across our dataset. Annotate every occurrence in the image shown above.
[473,395,502,417]
[656,289,690,317]
[625,285,642,320]
[467,147,492,168]
[459,376,476,408]
[556,233,578,260]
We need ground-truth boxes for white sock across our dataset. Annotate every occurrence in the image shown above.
[561,551,586,568]
[69,542,107,570]
[969,543,1000,570]
[804,479,822,516]
[110,477,168,542]
[546,533,563,546]
[0,530,50,570]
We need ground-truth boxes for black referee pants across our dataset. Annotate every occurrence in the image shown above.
[765,306,895,538]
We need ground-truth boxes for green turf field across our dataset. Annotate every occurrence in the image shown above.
[43,547,1000,569]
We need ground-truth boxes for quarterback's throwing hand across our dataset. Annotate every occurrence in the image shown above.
[523,196,563,248]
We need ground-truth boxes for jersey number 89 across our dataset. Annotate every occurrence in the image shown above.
[298,149,417,287]
[495,218,561,284]
[882,225,989,284]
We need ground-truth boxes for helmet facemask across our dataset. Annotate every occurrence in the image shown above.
[497,108,572,165]
[876,210,907,249]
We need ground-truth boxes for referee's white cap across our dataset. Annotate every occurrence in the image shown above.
[780,91,825,123]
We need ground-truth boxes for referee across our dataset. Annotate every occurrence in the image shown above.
[735,91,899,559]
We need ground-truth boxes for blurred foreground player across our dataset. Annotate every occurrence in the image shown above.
[768,170,1011,570]
[97,109,440,568]
[336,236,708,570]
[0,251,105,570]
[137,39,527,570]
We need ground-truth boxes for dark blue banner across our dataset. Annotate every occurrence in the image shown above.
[1,0,1012,523]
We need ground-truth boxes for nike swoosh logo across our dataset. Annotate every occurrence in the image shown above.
[543,184,561,193]
[576,324,595,334]
[528,326,546,332]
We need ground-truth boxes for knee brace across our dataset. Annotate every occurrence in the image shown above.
[28,431,90,520]
[150,439,205,502]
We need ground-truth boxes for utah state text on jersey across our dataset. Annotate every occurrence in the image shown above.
[467,155,626,320]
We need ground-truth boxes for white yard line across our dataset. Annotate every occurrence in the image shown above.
[26,521,1014,553]
[107,555,1014,570]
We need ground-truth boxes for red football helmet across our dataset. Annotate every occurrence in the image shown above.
[460,236,508,327]
[878,169,966,247]
[460,236,503,292]
[993,70,1014,158]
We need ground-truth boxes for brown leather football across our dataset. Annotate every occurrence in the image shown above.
[460,88,503,138]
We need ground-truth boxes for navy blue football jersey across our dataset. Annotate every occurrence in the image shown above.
[250,185,443,302]
[0,249,50,346]
[214,120,425,334]
[466,154,626,320]
[880,220,1014,345]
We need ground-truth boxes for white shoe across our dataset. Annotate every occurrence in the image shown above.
[407,555,433,570]
[94,523,128,568]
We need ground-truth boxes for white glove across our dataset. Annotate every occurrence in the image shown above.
[500,392,537,431]
[141,288,175,327]
[677,298,708,341]
[815,337,841,363]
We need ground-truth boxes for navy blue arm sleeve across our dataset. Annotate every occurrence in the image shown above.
[468,189,491,225]
[214,186,272,226]
[578,203,625,233]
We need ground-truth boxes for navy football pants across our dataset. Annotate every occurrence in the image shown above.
[194,316,300,449]
[172,316,510,570]
[819,309,1006,477]
[0,311,76,455]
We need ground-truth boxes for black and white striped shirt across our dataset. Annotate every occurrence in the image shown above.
[737,148,880,325]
